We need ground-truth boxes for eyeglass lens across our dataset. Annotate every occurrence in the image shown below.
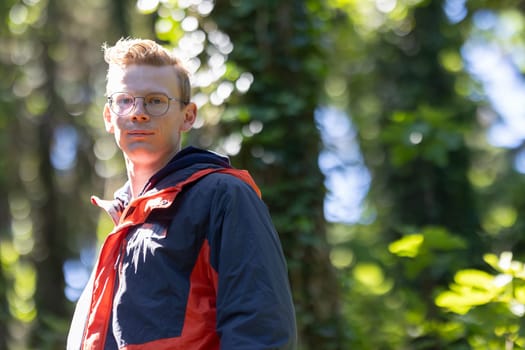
[110,93,170,116]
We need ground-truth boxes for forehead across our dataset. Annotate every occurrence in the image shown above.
[106,64,179,95]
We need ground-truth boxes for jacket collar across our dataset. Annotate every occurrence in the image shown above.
[91,146,233,224]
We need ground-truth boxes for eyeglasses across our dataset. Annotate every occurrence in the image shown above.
[107,92,188,117]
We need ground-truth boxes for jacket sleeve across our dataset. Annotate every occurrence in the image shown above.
[208,175,297,350]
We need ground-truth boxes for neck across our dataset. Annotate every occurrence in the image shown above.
[127,166,152,199]
[125,155,174,199]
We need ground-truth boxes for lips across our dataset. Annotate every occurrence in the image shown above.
[128,130,154,136]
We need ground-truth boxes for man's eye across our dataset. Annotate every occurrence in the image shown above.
[146,95,166,105]
[118,98,133,105]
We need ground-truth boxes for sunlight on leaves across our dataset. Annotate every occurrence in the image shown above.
[330,247,354,269]
[327,0,425,38]
[454,269,494,289]
[389,226,467,259]
[509,300,525,317]
[353,262,393,295]
[515,285,525,304]
[436,250,525,324]
[6,261,37,323]
[388,234,423,258]
[136,0,160,14]
[439,49,464,73]
[0,240,19,268]
[483,251,525,279]
[482,206,518,235]
[435,271,498,315]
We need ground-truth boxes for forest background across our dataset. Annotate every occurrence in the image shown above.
[1,0,525,349]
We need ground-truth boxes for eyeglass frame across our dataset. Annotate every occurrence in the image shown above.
[107,92,190,117]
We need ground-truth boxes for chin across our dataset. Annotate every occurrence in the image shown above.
[126,148,172,165]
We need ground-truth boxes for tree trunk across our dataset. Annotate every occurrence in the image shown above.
[211,1,346,348]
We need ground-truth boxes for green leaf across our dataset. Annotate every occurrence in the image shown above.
[388,234,424,258]
[453,269,494,290]
[435,291,474,315]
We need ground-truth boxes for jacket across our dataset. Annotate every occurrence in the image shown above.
[67,147,297,350]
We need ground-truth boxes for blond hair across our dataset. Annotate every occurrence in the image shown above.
[103,38,191,103]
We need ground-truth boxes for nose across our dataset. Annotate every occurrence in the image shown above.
[131,99,150,122]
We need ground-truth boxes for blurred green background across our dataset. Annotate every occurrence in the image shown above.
[1,0,525,349]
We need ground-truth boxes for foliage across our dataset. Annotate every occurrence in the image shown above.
[0,0,525,349]
[324,0,525,349]
[388,226,468,279]
[436,252,525,349]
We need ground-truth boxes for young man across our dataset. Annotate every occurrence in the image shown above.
[67,38,297,350]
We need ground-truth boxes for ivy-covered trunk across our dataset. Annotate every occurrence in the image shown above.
[211,1,346,349]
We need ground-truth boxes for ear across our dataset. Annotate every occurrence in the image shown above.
[180,102,197,132]
[103,103,115,133]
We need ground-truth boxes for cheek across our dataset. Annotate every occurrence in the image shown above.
[112,117,126,131]
[163,119,183,135]
[110,119,126,140]
[161,127,178,143]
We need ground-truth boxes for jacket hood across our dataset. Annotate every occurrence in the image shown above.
[147,146,232,190]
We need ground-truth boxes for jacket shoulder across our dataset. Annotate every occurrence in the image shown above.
[191,170,261,199]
